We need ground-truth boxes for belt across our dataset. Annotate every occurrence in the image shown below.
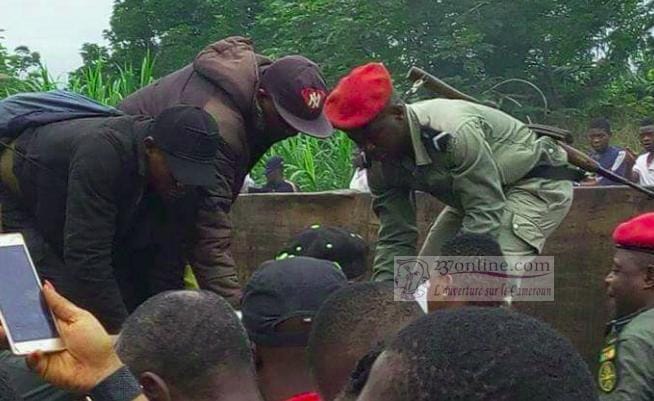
[523,164,586,182]
[0,140,21,195]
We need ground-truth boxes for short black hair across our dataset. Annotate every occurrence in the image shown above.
[0,368,21,401]
[308,282,423,381]
[441,232,503,257]
[641,117,654,127]
[382,308,596,401]
[116,291,252,397]
[441,233,506,306]
[589,117,611,133]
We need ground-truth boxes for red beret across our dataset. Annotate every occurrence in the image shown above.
[613,212,654,252]
[324,63,393,130]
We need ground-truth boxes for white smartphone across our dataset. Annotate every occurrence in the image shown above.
[0,233,64,355]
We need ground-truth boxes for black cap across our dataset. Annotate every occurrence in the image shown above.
[265,155,284,175]
[242,257,347,347]
[260,56,334,138]
[278,225,369,280]
[151,105,221,187]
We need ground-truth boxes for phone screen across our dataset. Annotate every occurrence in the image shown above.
[0,245,58,342]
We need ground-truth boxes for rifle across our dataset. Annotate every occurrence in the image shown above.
[406,67,654,199]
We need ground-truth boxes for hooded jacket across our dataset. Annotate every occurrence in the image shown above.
[119,37,274,305]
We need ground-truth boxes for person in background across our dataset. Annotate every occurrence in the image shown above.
[278,225,369,281]
[307,282,424,401]
[356,308,597,401]
[632,118,654,186]
[581,117,633,186]
[598,212,654,400]
[241,257,347,401]
[348,148,369,192]
[259,156,300,193]
[116,290,262,401]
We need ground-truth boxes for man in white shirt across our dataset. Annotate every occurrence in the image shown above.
[633,119,654,186]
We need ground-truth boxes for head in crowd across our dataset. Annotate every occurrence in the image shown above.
[587,117,612,153]
[242,257,347,401]
[145,105,221,201]
[357,308,597,401]
[325,63,412,162]
[0,368,22,401]
[639,117,654,153]
[607,212,654,319]
[265,156,286,185]
[279,225,370,281]
[428,233,505,311]
[257,56,333,141]
[307,282,424,401]
[116,290,259,401]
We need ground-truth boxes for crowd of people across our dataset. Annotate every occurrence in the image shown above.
[2,214,654,401]
[1,35,654,401]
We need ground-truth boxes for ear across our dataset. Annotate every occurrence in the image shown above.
[644,264,654,289]
[390,105,405,121]
[139,372,172,401]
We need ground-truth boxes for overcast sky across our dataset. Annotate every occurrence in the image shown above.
[0,0,114,81]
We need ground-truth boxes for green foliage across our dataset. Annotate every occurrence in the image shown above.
[68,52,155,106]
[249,133,354,191]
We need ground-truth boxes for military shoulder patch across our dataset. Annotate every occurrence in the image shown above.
[598,360,618,393]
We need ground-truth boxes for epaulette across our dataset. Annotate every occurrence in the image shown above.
[420,126,453,152]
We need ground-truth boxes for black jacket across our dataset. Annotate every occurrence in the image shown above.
[12,115,152,331]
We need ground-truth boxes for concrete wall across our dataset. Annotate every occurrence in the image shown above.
[231,187,654,372]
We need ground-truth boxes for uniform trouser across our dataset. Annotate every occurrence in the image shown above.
[419,177,573,257]
[417,177,572,305]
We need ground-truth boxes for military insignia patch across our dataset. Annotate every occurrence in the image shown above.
[598,360,617,393]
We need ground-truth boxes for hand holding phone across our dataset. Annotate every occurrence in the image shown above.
[25,281,124,393]
[0,233,63,354]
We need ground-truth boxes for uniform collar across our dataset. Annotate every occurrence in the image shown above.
[608,306,654,330]
[406,104,432,166]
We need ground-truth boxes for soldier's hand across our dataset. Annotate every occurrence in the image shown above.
[25,282,124,393]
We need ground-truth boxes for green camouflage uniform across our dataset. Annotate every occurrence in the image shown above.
[598,307,654,400]
[368,99,573,281]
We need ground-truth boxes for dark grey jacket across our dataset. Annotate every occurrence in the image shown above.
[12,115,152,331]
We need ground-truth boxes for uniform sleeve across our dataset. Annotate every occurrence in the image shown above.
[186,139,242,307]
[600,335,654,401]
[368,162,418,282]
[449,120,506,237]
[63,135,127,333]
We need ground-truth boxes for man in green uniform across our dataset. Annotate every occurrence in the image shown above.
[324,63,574,281]
[599,212,654,400]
